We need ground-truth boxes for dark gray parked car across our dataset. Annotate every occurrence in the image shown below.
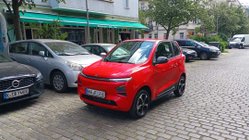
[0,54,43,106]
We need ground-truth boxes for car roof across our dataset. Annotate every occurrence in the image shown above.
[123,39,173,43]
[10,39,71,44]
[83,43,115,46]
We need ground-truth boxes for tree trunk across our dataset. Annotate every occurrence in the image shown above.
[12,1,22,40]
[165,28,171,40]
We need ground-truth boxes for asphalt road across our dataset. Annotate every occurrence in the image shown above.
[0,48,249,140]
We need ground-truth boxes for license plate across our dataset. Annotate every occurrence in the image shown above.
[85,88,105,99]
[3,88,29,100]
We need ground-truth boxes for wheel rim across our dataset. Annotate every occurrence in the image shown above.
[201,53,207,60]
[136,93,149,116]
[53,74,64,91]
[178,77,186,94]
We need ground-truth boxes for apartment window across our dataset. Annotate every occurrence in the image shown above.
[149,34,152,39]
[154,33,158,39]
[125,0,129,8]
[180,32,184,39]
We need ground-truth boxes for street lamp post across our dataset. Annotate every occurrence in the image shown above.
[86,0,90,43]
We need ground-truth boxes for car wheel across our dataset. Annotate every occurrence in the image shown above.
[174,75,186,97]
[185,57,189,62]
[51,71,68,93]
[200,52,208,60]
[129,90,150,119]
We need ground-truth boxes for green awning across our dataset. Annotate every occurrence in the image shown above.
[20,12,148,29]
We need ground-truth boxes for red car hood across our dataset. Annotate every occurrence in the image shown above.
[83,61,144,78]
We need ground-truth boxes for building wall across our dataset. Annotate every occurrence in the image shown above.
[49,0,138,19]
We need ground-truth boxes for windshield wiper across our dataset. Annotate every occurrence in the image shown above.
[75,52,90,55]
[114,60,134,64]
[57,53,74,56]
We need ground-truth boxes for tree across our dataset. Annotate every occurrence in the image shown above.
[2,0,65,40]
[139,10,147,38]
[197,2,249,38]
[31,21,68,40]
[147,0,201,39]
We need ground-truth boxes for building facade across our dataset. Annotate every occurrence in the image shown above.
[0,0,147,44]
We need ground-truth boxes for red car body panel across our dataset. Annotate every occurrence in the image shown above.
[78,39,186,112]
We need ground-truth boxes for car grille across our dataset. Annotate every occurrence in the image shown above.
[0,77,34,92]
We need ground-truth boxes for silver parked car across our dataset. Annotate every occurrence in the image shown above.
[9,39,102,92]
[82,43,116,57]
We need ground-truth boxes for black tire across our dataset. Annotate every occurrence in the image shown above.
[51,71,68,93]
[174,75,186,97]
[200,52,208,60]
[185,57,189,62]
[129,90,150,119]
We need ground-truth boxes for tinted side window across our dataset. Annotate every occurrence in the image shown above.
[176,41,185,46]
[156,42,174,59]
[172,42,180,56]
[83,46,92,52]
[92,46,102,55]
[185,41,195,46]
[29,43,47,56]
[99,46,107,53]
[10,43,28,54]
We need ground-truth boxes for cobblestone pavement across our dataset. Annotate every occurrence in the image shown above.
[1,49,249,140]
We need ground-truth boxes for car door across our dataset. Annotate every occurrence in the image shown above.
[27,42,53,82]
[172,42,184,83]
[9,42,30,65]
[153,42,178,96]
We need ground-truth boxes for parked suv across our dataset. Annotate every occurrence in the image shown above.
[175,39,220,60]
[78,39,186,118]
[0,54,43,106]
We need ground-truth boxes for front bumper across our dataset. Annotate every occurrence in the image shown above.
[209,51,221,58]
[77,74,135,112]
[0,80,44,106]
[65,70,80,88]
[185,52,197,61]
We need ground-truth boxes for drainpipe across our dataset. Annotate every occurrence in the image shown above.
[86,0,90,43]
[0,12,8,54]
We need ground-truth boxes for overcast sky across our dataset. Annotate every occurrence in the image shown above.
[239,0,249,6]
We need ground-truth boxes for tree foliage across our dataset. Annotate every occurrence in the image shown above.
[31,21,68,40]
[197,2,249,38]
[2,0,65,40]
[147,0,201,39]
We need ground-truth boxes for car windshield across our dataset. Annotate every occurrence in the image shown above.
[45,41,90,56]
[104,41,154,64]
[199,42,209,46]
[0,54,12,63]
[231,37,242,41]
[102,44,116,52]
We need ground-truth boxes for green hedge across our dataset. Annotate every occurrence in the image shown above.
[190,35,228,52]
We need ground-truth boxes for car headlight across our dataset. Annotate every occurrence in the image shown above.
[65,61,83,71]
[209,49,217,52]
[36,72,43,81]
[109,77,132,82]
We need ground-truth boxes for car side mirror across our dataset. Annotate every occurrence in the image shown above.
[39,51,45,57]
[155,56,169,64]
[100,52,107,57]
